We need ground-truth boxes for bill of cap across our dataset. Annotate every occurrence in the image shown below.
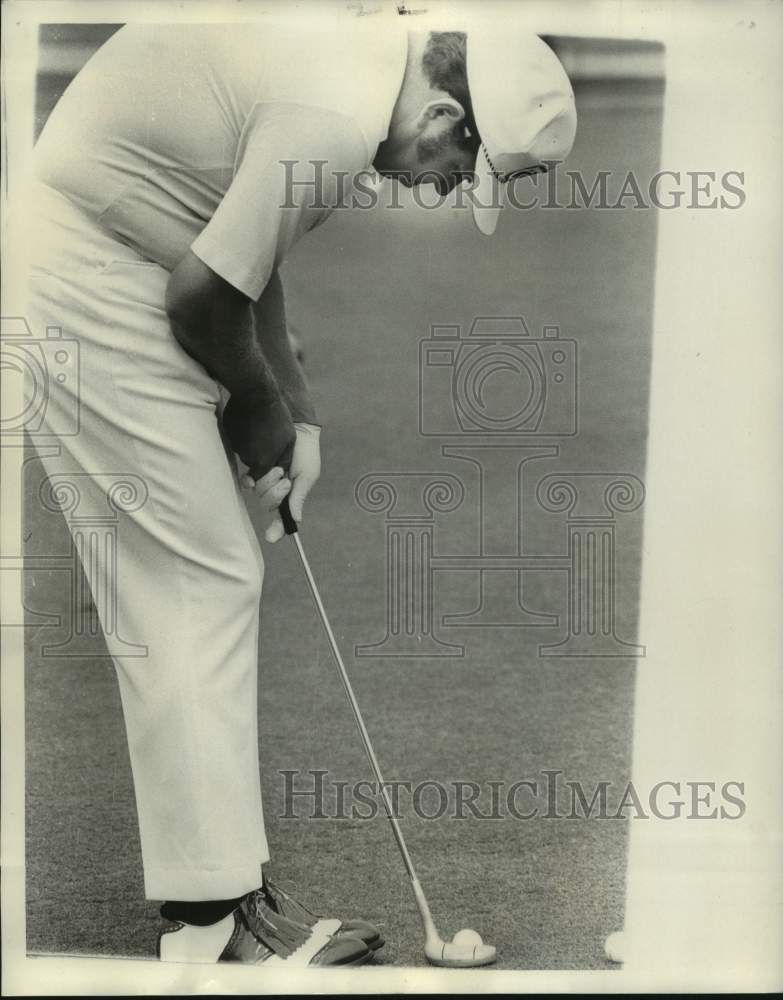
[466,30,577,236]
[471,144,546,236]
[471,143,503,236]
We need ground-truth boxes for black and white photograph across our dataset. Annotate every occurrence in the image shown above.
[1,0,781,994]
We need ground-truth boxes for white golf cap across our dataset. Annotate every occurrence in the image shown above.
[466,31,577,235]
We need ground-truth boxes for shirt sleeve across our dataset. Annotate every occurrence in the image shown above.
[191,102,369,301]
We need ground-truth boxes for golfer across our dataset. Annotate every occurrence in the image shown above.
[27,16,575,966]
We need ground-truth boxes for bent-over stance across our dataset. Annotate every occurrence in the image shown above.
[27,17,575,965]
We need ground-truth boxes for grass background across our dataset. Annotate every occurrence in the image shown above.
[23,31,662,969]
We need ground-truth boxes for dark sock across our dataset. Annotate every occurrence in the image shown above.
[161,895,244,926]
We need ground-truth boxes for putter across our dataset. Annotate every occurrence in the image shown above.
[279,496,496,968]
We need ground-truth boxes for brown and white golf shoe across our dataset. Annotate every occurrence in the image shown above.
[262,876,384,953]
[157,888,371,966]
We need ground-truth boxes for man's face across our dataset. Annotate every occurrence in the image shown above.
[375,118,481,195]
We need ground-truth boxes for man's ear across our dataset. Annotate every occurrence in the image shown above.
[416,96,465,130]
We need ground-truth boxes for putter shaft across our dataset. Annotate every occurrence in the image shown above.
[289,531,421,881]
[282,508,494,966]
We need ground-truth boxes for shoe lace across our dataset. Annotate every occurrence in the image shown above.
[245,888,310,956]
[264,876,319,921]
[263,878,289,905]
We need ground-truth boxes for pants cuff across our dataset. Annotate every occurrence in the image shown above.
[144,859,268,901]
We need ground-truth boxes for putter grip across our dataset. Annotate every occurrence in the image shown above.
[279,494,298,535]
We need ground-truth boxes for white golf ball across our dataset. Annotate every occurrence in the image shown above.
[452,929,483,947]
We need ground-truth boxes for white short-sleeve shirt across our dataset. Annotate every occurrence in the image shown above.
[35,21,408,299]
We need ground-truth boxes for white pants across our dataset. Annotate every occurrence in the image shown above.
[25,184,270,900]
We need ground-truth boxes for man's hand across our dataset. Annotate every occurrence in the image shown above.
[222,392,296,480]
[241,423,321,542]
[166,254,320,531]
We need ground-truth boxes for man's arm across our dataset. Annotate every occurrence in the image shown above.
[250,270,318,426]
[165,250,296,479]
[248,269,322,541]
[167,105,364,528]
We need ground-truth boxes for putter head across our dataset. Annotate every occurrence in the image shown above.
[425,932,497,968]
